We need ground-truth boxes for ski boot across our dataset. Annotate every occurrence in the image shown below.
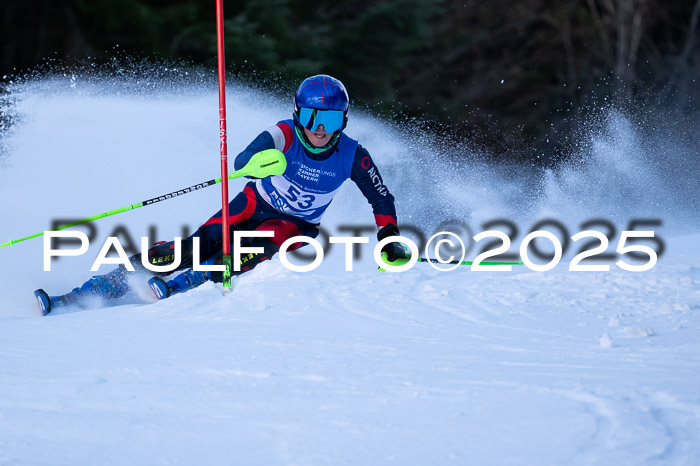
[34,265,131,315]
[148,269,209,300]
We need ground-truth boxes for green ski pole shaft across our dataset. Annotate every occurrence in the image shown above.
[0,177,218,248]
[0,149,286,249]
[417,257,523,266]
[379,254,523,272]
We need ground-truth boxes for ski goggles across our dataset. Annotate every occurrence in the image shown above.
[298,107,345,133]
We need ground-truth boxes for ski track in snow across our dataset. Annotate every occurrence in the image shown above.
[0,76,699,465]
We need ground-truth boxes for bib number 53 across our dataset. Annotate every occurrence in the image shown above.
[284,185,316,209]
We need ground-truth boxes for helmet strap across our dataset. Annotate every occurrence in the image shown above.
[294,125,340,154]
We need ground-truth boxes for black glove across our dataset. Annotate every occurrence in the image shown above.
[377,224,407,262]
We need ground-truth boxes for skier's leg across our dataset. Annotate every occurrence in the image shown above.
[135,227,216,274]
[148,185,322,298]
[147,186,260,299]
[206,218,316,282]
[40,226,218,309]
[38,263,134,312]
[148,217,316,298]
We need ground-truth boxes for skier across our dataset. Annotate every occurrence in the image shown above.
[35,74,408,314]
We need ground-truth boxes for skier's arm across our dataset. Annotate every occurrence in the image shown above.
[234,132,275,171]
[350,145,398,228]
[350,146,407,262]
[234,122,293,171]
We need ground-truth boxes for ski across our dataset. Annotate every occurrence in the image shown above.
[34,289,52,316]
[33,288,82,316]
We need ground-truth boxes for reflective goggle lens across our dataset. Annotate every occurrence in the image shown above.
[298,107,344,133]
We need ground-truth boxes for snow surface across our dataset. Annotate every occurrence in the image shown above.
[1,73,699,465]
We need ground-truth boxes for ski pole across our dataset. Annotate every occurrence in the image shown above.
[0,149,286,249]
[378,253,522,271]
[416,256,523,266]
[215,0,232,290]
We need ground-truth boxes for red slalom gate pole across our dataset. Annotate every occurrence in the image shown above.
[216,0,232,290]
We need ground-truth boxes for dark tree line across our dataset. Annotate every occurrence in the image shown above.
[2,0,699,162]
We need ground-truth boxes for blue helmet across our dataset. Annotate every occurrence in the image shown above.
[293,75,349,133]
